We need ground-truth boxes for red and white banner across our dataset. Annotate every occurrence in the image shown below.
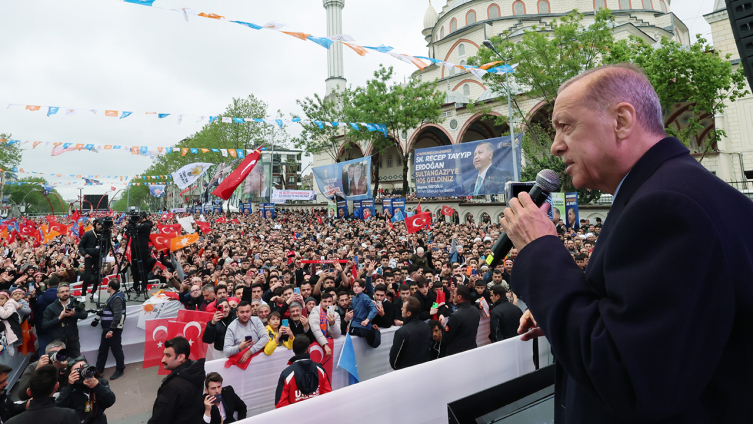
[212,147,262,200]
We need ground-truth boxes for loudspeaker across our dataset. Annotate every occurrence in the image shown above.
[726,0,753,88]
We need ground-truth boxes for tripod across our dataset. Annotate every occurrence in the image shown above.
[93,224,122,308]
[122,222,149,302]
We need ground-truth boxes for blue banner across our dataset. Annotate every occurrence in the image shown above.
[414,134,521,197]
[337,200,348,219]
[392,198,405,220]
[361,199,375,220]
[261,203,275,219]
[381,199,392,218]
[213,200,222,214]
[312,156,372,200]
[149,185,166,198]
[352,200,362,219]
[565,192,579,230]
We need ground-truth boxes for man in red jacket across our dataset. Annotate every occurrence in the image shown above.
[274,336,331,408]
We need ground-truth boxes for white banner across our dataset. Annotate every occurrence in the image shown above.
[177,215,196,234]
[171,162,213,190]
[271,189,317,202]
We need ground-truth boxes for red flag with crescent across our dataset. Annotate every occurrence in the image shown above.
[157,224,181,235]
[144,318,172,373]
[405,212,432,234]
[150,232,178,252]
[441,205,455,216]
[167,320,208,360]
[307,339,335,378]
[196,221,211,233]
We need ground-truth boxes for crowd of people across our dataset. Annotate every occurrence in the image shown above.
[0,205,596,423]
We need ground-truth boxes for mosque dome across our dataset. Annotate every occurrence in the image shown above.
[423,1,439,29]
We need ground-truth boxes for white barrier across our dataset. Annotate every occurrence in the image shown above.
[204,317,493,417]
[237,335,551,424]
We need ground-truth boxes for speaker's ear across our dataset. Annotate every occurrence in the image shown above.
[726,0,753,88]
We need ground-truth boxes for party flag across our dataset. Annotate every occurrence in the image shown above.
[105,110,118,117]
[170,233,199,251]
[211,147,261,200]
[25,105,40,111]
[47,106,59,116]
[120,111,132,119]
[337,333,360,384]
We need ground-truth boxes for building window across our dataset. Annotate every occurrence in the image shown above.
[538,0,550,13]
[450,67,456,76]
[397,155,402,166]
[513,1,526,15]
[440,27,445,38]
[619,0,630,9]
[460,60,467,72]
[450,18,457,32]
[466,10,476,25]
[659,0,667,12]
[459,43,466,56]
[594,0,606,10]
[387,155,393,167]
[463,84,471,96]
[488,4,501,18]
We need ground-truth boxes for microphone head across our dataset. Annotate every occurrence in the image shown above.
[535,169,560,192]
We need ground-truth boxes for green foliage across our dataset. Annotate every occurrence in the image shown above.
[604,34,749,161]
[293,93,355,162]
[112,95,292,210]
[6,177,66,214]
[0,133,23,172]
[341,65,445,193]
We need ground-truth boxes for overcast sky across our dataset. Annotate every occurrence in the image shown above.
[0,0,714,201]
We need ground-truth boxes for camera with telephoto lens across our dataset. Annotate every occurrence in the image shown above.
[77,363,97,380]
[48,348,69,363]
[88,308,104,327]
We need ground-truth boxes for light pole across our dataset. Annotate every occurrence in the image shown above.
[482,40,519,181]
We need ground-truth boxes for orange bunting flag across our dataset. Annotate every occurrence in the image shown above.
[75,144,84,150]
[198,12,225,19]
[480,61,503,70]
[228,149,237,158]
[170,233,199,251]
[104,145,113,149]
[282,31,312,41]
[25,105,41,111]
[33,141,42,149]
[201,149,209,153]
[105,110,118,117]
[131,147,139,155]
[181,148,189,156]
[343,42,368,56]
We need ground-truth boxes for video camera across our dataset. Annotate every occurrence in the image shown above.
[127,207,145,225]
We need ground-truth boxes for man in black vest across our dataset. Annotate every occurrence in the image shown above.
[96,280,126,380]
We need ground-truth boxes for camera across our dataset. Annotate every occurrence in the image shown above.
[77,364,97,380]
[101,216,113,230]
[48,348,69,363]
[65,302,75,312]
[88,308,104,327]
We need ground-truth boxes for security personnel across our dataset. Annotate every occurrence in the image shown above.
[441,285,480,356]
[95,280,126,380]
[78,219,103,301]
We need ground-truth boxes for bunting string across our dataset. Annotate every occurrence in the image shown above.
[117,0,517,78]
[11,168,173,181]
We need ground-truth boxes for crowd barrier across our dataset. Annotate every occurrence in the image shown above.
[238,334,552,424]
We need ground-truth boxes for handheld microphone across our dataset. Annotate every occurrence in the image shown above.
[485,169,560,269]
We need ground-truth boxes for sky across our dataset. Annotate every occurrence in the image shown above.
[0,0,715,201]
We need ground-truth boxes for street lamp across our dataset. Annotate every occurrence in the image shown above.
[482,39,519,181]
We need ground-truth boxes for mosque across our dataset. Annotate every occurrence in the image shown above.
[313,0,752,197]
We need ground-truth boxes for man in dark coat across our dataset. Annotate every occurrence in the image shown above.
[7,365,79,424]
[441,285,479,356]
[503,63,753,423]
[42,284,88,356]
[463,141,512,196]
[202,372,246,424]
[389,296,431,370]
[77,219,103,300]
[488,284,522,342]
[55,359,117,424]
[148,337,206,424]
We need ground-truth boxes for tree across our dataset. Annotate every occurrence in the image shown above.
[0,133,23,172]
[6,177,66,214]
[469,10,616,204]
[293,93,355,162]
[605,35,749,162]
[343,65,444,194]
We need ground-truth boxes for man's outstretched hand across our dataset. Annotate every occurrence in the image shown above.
[518,309,544,341]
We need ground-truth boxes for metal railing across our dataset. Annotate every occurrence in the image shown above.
[727,181,753,200]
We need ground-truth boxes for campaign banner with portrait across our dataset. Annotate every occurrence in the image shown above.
[312,157,372,200]
[382,198,392,218]
[327,201,337,218]
[212,200,222,214]
[392,198,405,221]
[361,199,375,220]
[414,134,521,197]
[242,157,272,201]
[260,203,275,219]
[565,192,579,230]
[336,200,349,219]
[271,189,317,202]
[550,193,565,225]
[352,201,362,219]
[149,185,166,198]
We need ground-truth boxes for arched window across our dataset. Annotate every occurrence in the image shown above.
[619,0,630,9]
[450,67,456,76]
[460,60,467,73]
[450,18,457,32]
[458,43,466,56]
[488,4,501,18]
[463,84,471,96]
[513,1,526,15]
[466,10,476,25]
[594,0,606,10]
[538,0,550,13]
[387,155,393,167]
[440,27,445,38]
[659,0,667,12]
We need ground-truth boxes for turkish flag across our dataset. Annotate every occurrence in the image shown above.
[307,339,335,378]
[405,212,432,234]
[19,223,35,237]
[45,215,56,222]
[167,320,208,360]
[71,210,80,222]
[441,205,455,216]
[416,203,422,213]
[170,233,199,251]
[165,213,175,220]
[196,221,211,233]
[150,232,179,252]
[229,219,240,225]
[49,222,69,235]
[124,244,132,263]
[178,310,215,325]
[144,318,172,372]
[224,348,264,370]
[214,216,226,224]
[157,224,181,235]
[212,147,262,200]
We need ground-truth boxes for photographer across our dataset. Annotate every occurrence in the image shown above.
[42,284,88,357]
[128,212,154,294]
[55,358,116,424]
[95,280,126,380]
[11,341,69,401]
[78,220,103,301]
[6,365,79,424]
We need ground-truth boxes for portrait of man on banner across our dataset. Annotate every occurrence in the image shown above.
[243,158,271,200]
[463,141,513,196]
[313,157,372,201]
